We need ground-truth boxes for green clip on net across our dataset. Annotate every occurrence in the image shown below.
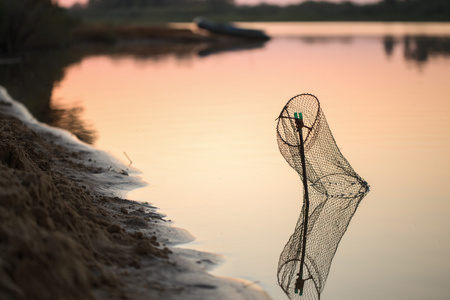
[276,94,369,299]
[294,112,302,120]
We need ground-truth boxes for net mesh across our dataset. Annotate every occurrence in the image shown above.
[276,94,370,300]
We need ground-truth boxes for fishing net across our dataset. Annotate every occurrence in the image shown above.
[276,94,370,299]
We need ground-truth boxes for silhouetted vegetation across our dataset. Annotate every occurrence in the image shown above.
[0,0,77,54]
[401,35,450,63]
[0,49,99,144]
[69,0,450,23]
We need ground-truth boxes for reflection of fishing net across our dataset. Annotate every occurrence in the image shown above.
[276,94,369,299]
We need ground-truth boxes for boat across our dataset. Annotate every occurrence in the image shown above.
[193,17,270,41]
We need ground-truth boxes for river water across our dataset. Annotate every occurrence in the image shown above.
[35,22,450,299]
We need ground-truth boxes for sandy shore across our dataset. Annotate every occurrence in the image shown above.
[0,87,271,300]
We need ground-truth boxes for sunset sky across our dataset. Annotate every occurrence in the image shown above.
[56,0,380,8]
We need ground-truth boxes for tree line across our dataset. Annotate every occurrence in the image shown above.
[1,0,449,54]
[72,0,450,22]
[0,0,77,54]
[84,0,235,10]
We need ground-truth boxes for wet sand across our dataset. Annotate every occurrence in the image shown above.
[0,88,271,300]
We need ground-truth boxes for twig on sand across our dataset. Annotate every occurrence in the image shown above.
[123,151,132,167]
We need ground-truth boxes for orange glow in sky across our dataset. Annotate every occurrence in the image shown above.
[56,0,88,7]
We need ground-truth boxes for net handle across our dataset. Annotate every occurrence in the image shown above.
[294,112,310,296]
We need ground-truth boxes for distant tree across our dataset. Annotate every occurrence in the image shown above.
[0,0,77,54]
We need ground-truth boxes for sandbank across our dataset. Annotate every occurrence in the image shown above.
[0,87,271,300]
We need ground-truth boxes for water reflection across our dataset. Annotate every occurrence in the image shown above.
[67,38,269,62]
[295,34,450,66]
[0,51,99,144]
[298,36,354,45]
[383,36,395,57]
[198,40,268,57]
[0,51,76,120]
[402,35,450,63]
[1,32,448,134]
[0,39,267,144]
[47,104,97,144]
[382,35,450,64]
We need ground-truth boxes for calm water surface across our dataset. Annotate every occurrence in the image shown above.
[51,23,450,300]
